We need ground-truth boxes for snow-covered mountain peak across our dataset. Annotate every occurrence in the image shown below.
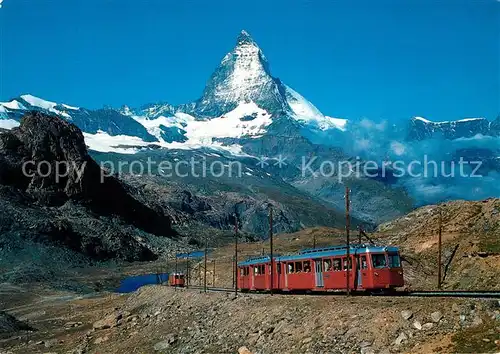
[195,31,288,117]
[193,30,347,133]
[236,30,256,46]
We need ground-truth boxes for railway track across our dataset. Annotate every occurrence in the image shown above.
[185,285,500,299]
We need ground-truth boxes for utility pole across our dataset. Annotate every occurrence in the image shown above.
[231,256,235,289]
[204,237,208,293]
[437,208,442,290]
[358,225,362,244]
[234,213,239,297]
[174,250,178,290]
[186,254,190,289]
[345,186,351,296]
[269,203,274,296]
[212,260,216,287]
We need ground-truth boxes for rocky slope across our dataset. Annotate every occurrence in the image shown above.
[375,198,500,290]
[0,112,179,279]
[1,285,499,354]
[96,153,363,244]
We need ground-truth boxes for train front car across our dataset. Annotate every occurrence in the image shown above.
[169,272,186,287]
[364,246,404,291]
[237,256,272,292]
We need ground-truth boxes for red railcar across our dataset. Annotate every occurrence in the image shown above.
[237,245,404,292]
[169,272,186,287]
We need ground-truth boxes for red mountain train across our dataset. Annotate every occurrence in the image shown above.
[169,272,186,287]
[237,245,404,292]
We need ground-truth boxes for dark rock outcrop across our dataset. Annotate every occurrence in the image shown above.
[0,311,35,337]
[0,112,176,262]
[0,112,173,237]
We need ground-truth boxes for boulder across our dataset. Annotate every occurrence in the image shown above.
[401,310,413,321]
[422,323,434,330]
[93,311,128,330]
[238,346,253,354]
[0,311,35,336]
[430,311,443,323]
[394,332,407,346]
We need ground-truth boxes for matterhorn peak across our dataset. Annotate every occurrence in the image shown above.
[195,30,289,117]
[236,30,256,46]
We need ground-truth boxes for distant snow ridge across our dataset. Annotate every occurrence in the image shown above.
[0,94,78,120]
[20,94,76,118]
[0,99,26,111]
[409,116,494,140]
[285,85,347,131]
[414,116,484,125]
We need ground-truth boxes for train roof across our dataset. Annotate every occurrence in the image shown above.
[238,244,400,266]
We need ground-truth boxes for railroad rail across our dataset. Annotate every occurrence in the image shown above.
[185,285,500,299]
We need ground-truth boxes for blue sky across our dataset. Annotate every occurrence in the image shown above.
[0,0,498,122]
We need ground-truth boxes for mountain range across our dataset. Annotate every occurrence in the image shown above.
[1,30,498,225]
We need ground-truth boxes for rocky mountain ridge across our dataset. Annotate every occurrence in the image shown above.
[408,116,500,140]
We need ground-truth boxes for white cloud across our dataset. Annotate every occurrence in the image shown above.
[356,138,371,150]
[0,0,4,9]
[390,141,406,156]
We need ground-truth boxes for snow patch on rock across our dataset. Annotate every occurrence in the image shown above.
[285,85,347,131]
[0,119,20,129]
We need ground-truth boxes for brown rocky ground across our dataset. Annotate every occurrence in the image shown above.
[374,198,500,290]
[1,286,499,354]
[1,199,499,353]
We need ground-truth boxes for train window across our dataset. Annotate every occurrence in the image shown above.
[287,263,294,273]
[303,261,311,273]
[361,256,368,269]
[324,259,332,271]
[295,261,303,273]
[254,266,259,275]
[343,258,352,270]
[333,259,341,271]
[260,265,265,274]
[277,263,281,274]
[372,254,387,268]
[388,254,401,267]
